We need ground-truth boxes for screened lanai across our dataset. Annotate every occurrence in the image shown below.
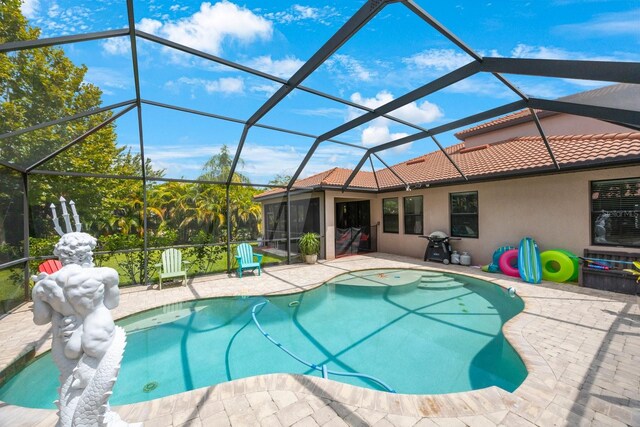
[1,0,639,313]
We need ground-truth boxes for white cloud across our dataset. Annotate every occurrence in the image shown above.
[347,91,442,150]
[250,83,281,97]
[509,43,638,62]
[264,4,339,26]
[325,54,375,82]
[33,2,93,37]
[293,5,318,19]
[236,145,303,178]
[21,0,40,19]
[398,44,637,101]
[137,17,163,34]
[396,100,443,124]
[350,91,443,124]
[361,125,408,147]
[511,44,573,60]
[235,142,362,183]
[403,49,474,71]
[562,79,611,89]
[135,1,272,56]
[508,44,640,92]
[445,76,514,98]
[143,139,362,183]
[247,55,304,78]
[291,107,346,118]
[84,67,131,92]
[208,77,244,94]
[168,4,189,13]
[47,3,60,18]
[166,77,245,95]
[293,143,363,179]
[553,9,640,40]
[144,144,220,178]
[102,38,130,55]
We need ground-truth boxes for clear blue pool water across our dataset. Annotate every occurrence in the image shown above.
[0,269,527,408]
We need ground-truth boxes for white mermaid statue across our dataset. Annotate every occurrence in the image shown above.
[31,197,140,427]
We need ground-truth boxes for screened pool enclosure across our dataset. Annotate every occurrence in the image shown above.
[1,0,638,313]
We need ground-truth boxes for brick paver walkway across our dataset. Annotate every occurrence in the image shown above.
[0,253,638,426]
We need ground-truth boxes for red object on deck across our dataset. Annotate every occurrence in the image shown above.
[38,259,62,274]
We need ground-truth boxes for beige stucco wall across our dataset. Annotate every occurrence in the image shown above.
[324,166,640,265]
[464,115,630,148]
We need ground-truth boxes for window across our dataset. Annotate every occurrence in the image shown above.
[450,191,479,238]
[591,178,640,247]
[382,198,399,233]
[404,196,423,235]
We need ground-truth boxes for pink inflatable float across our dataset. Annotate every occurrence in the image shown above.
[499,249,520,277]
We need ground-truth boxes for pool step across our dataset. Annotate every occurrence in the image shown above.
[418,273,465,289]
[420,275,455,283]
[418,280,465,289]
[420,271,444,277]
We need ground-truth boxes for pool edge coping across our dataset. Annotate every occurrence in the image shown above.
[0,263,560,421]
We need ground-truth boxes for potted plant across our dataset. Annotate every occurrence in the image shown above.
[298,232,320,264]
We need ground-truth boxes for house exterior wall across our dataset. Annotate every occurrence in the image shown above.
[463,115,630,148]
[259,166,639,263]
[330,165,640,264]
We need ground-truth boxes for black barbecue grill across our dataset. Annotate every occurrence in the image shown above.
[419,231,460,264]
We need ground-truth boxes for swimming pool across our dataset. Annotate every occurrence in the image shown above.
[0,269,527,408]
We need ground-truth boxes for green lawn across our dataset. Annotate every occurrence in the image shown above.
[0,267,26,313]
[107,248,286,286]
[0,248,286,308]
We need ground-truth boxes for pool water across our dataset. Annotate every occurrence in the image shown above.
[0,269,527,408]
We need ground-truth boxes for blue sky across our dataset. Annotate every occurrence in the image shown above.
[20,0,640,184]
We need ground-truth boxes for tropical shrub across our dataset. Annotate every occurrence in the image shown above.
[185,231,225,275]
[298,232,320,256]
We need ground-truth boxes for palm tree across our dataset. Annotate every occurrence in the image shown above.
[148,181,198,242]
[108,192,163,237]
[199,145,249,183]
[192,183,227,240]
[229,185,262,241]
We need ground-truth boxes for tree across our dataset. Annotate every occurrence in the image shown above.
[0,2,264,271]
[0,1,164,245]
[268,174,292,186]
[199,144,249,183]
[228,184,262,241]
[1,0,111,234]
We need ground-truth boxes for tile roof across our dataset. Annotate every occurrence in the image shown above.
[454,84,640,140]
[255,132,640,199]
[255,167,379,198]
[389,132,640,185]
[453,109,553,139]
[255,168,338,199]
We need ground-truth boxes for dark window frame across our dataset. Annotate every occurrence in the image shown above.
[403,195,423,235]
[450,191,479,239]
[590,177,640,248]
[382,197,399,234]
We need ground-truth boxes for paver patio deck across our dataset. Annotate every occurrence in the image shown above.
[0,253,638,427]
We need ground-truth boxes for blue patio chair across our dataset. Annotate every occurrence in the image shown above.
[154,248,190,289]
[235,243,263,278]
